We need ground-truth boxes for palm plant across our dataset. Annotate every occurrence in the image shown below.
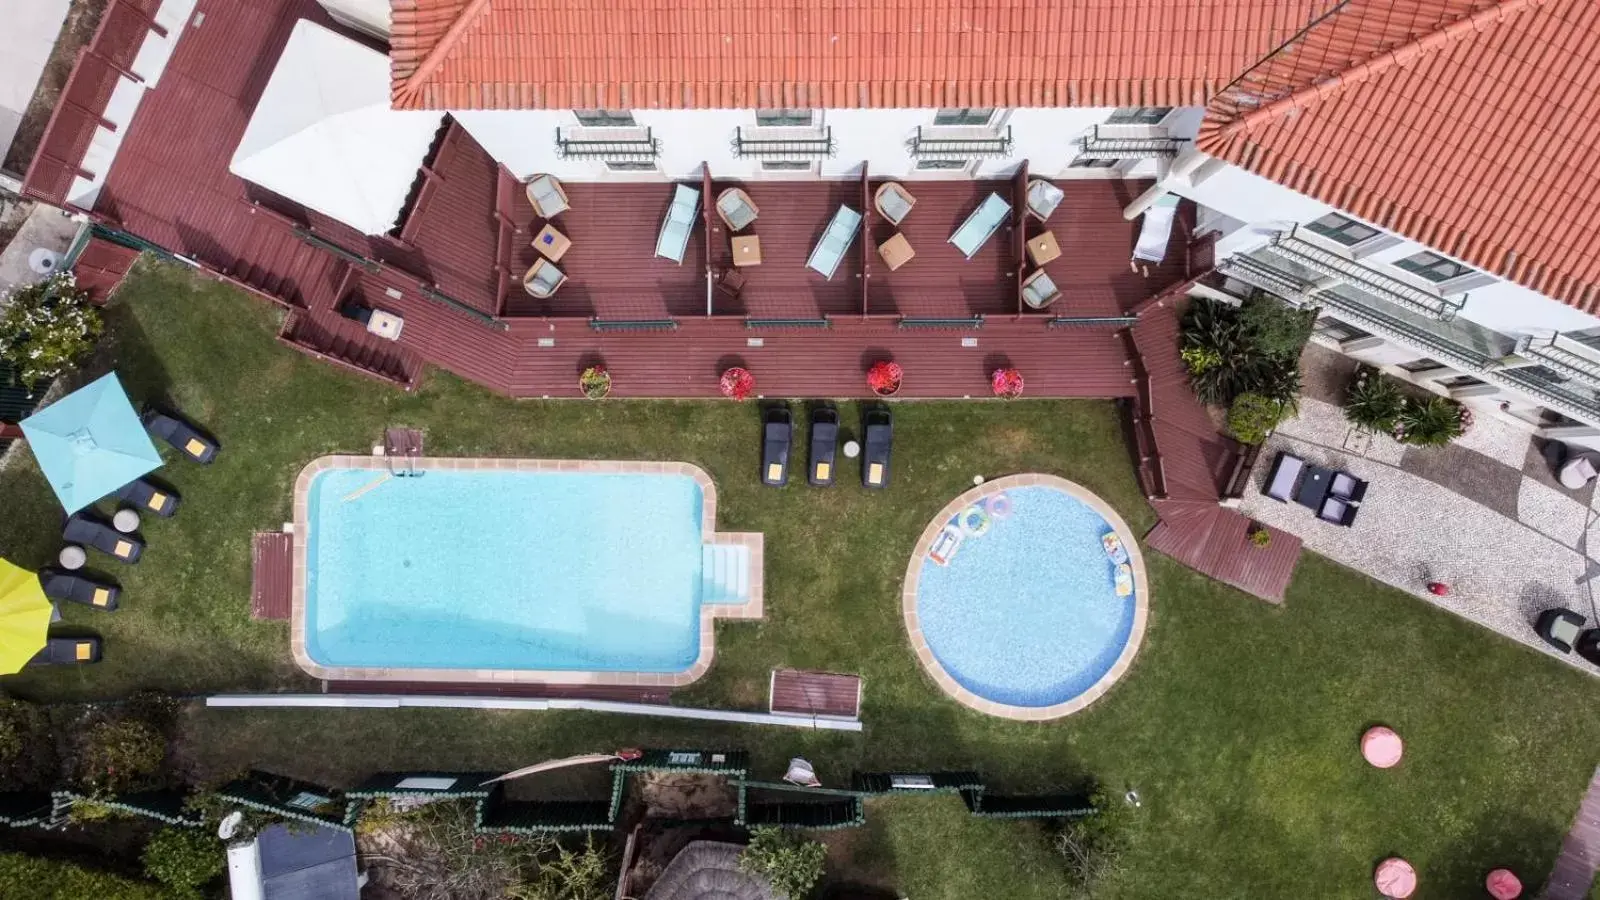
[1344,368,1406,434]
[1395,395,1466,447]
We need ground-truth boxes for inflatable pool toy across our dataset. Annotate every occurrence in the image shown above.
[987,492,1013,518]
[929,524,964,566]
[959,505,992,537]
[1102,531,1129,564]
[1113,563,1134,597]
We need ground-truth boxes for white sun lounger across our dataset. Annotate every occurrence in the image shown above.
[949,193,1011,259]
[1132,193,1180,265]
[806,205,862,280]
[655,184,701,264]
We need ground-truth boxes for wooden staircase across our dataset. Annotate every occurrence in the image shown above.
[221,215,343,310]
[278,311,423,390]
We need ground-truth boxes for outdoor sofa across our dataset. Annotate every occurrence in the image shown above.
[1537,608,1586,653]
[1262,451,1304,502]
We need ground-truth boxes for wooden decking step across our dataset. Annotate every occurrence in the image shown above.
[769,669,862,720]
[1545,765,1600,899]
[250,532,293,621]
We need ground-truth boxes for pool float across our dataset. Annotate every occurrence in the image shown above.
[929,524,964,566]
[986,492,1013,519]
[1102,531,1129,564]
[1114,563,1134,597]
[959,505,992,537]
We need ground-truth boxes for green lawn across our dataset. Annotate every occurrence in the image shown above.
[2,259,1598,898]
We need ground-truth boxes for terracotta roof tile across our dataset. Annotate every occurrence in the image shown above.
[390,0,1334,111]
[1197,0,1600,310]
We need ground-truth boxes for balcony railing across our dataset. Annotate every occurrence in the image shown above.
[1515,334,1600,387]
[1268,228,1467,321]
[1498,365,1600,422]
[908,126,1013,160]
[555,127,660,162]
[732,126,835,159]
[1076,126,1188,160]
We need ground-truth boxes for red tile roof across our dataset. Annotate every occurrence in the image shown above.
[1197,0,1600,310]
[390,0,1332,110]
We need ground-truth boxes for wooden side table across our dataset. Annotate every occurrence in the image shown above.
[1027,231,1062,266]
[533,224,571,261]
[732,235,763,267]
[877,233,915,271]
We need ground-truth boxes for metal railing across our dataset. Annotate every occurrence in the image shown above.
[732,126,835,159]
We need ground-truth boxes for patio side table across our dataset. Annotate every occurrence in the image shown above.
[1027,230,1062,266]
[533,224,571,262]
[113,508,141,534]
[58,545,87,571]
[732,235,762,267]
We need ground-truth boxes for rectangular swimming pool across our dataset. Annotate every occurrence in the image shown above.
[291,457,762,685]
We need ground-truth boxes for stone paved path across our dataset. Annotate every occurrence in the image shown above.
[1545,765,1600,900]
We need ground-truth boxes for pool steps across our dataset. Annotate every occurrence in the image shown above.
[702,542,752,606]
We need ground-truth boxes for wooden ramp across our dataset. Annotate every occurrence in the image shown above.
[1146,501,1302,604]
[769,670,862,720]
[1545,765,1600,900]
[250,532,293,620]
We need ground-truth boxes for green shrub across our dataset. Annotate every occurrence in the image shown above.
[142,827,224,899]
[0,272,103,388]
[0,852,166,899]
[1052,789,1137,895]
[1180,299,1303,406]
[1250,527,1272,549]
[1238,292,1314,359]
[1395,395,1466,447]
[77,719,167,794]
[1226,393,1289,445]
[739,827,826,900]
[1344,368,1406,434]
[509,836,613,900]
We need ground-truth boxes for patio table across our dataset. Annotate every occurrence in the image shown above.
[1295,465,1333,510]
[1027,231,1062,266]
[732,235,762,267]
[877,233,915,271]
[532,224,571,262]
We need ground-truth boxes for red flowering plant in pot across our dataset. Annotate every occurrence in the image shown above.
[991,367,1025,400]
[866,361,903,397]
[720,366,755,401]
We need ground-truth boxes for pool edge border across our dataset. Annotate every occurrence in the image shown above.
[290,454,764,689]
[900,473,1150,722]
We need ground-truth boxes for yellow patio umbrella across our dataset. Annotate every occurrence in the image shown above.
[0,559,51,674]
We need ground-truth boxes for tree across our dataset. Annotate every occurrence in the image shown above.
[0,272,102,389]
[738,827,826,900]
[1238,292,1314,360]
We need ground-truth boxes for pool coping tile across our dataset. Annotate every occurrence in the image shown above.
[900,473,1150,722]
[289,455,764,688]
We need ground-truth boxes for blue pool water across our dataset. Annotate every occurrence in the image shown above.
[305,469,705,672]
[916,486,1137,708]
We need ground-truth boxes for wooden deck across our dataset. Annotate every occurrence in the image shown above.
[1545,765,1600,900]
[1145,501,1303,604]
[250,532,292,621]
[769,669,863,719]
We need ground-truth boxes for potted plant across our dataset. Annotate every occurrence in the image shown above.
[720,366,755,401]
[1249,525,1272,549]
[578,365,611,399]
[991,367,1025,400]
[866,361,903,397]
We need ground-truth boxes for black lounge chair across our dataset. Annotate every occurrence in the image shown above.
[1578,629,1600,667]
[115,478,180,517]
[28,637,101,666]
[63,515,143,564]
[762,406,792,487]
[862,408,892,489]
[1537,608,1586,653]
[142,409,219,463]
[808,407,838,487]
[39,570,120,611]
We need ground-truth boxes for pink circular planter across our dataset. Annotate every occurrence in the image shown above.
[1362,726,1404,768]
[1374,857,1417,898]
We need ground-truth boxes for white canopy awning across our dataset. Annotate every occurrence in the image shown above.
[230,19,441,235]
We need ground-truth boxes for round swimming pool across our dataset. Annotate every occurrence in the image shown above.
[903,474,1148,719]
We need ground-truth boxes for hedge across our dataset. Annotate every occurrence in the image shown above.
[0,852,167,899]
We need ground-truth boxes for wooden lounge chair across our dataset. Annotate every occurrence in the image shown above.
[63,514,143,564]
[523,258,567,298]
[1021,270,1060,309]
[115,478,180,517]
[525,174,570,218]
[143,409,219,463]
[1025,179,1064,221]
[1537,608,1586,653]
[949,193,1011,259]
[873,182,916,225]
[862,408,892,489]
[806,205,862,280]
[28,637,101,666]
[715,188,760,232]
[40,570,120,611]
[655,184,701,263]
[762,405,792,487]
[808,407,838,487]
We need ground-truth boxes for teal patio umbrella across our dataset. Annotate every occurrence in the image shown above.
[19,372,162,513]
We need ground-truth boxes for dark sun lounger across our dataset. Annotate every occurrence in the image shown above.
[862,408,893,489]
[142,409,220,463]
[115,478,181,517]
[63,515,144,564]
[762,406,792,487]
[39,571,120,611]
[28,637,102,666]
[808,407,838,487]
